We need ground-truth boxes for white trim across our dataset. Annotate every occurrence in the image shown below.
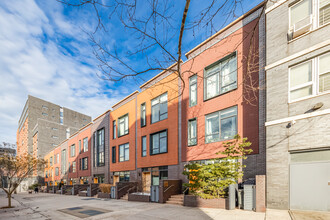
[265,108,330,126]
[265,39,330,70]
[265,0,288,14]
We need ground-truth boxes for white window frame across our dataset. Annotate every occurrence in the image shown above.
[188,118,197,146]
[70,144,75,157]
[288,52,330,103]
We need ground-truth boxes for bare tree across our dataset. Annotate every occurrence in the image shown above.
[0,153,45,208]
[57,0,266,101]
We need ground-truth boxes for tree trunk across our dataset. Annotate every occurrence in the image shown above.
[7,193,11,208]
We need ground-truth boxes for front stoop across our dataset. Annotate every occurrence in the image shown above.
[166,194,184,205]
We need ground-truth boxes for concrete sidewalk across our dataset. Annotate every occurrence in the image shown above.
[0,192,292,220]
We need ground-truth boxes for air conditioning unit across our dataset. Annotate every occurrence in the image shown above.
[287,15,312,40]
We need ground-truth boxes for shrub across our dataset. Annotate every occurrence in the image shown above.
[28,183,39,190]
[99,184,111,193]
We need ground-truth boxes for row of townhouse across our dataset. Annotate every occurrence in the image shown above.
[44,2,265,194]
[43,0,330,212]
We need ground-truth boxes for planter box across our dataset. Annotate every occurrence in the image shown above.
[184,195,228,209]
[128,193,150,202]
[98,192,111,199]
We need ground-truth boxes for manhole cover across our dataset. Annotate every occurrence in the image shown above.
[58,206,111,218]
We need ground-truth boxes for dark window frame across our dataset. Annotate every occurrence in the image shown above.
[203,52,237,101]
[188,118,198,146]
[141,102,146,127]
[141,136,147,157]
[112,146,116,163]
[150,129,168,155]
[151,92,168,124]
[118,114,129,137]
[119,143,129,162]
[189,75,198,107]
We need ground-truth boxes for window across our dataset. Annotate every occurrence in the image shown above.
[113,120,116,139]
[55,167,59,176]
[70,144,75,157]
[289,52,330,102]
[68,162,71,173]
[79,140,82,153]
[290,0,312,28]
[205,106,237,143]
[118,114,129,137]
[61,150,66,174]
[319,53,330,93]
[119,143,129,162]
[141,103,146,127]
[150,130,167,155]
[45,171,48,178]
[142,136,147,157]
[82,157,88,170]
[50,157,53,166]
[42,105,48,109]
[52,136,58,139]
[56,154,59,164]
[115,171,130,182]
[188,118,197,146]
[204,53,237,100]
[52,127,58,131]
[151,166,168,186]
[72,161,76,173]
[83,137,88,152]
[189,75,197,106]
[97,129,105,166]
[319,0,330,26]
[66,128,70,139]
[60,118,63,124]
[151,93,168,123]
[42,112,48,116]
[289,60,313,101]
[112,146,116,163]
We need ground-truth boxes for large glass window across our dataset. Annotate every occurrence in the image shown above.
[142,136,147,157]
[70,144,75,157]
[141,103,146,127]
[118,114,129,137]
[61,149,66,175]
[97,129,105,166]
[50,157,53,166]
[112,146,116,163]
[72,161,76,173]
[205,106,237,143]
[319,0,330,26]
[204,53,237,100]
[151,93,168,123]
[119,143,129,162]
[83,137,88,152]
[189,75,197,107]
[115,171,130,182]
[82,157,88,170]
[113,120,116,139]
[151,166,168,186]
[150,130,167,155]
[188,118,197,146]
[55,167,59,176]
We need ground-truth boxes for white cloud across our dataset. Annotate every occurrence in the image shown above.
[0,0,125,144]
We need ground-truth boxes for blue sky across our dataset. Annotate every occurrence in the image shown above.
[0,0,262,144]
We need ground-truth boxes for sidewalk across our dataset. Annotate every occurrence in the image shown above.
[0,191,294,220]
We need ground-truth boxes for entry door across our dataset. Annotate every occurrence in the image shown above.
[113,176,119,186]
[290,162,330,211]
[142,172,151,192]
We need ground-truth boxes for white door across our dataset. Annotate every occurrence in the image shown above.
[290,161,330,211]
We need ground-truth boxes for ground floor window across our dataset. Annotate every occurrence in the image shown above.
[94,174,105,183]
[80,176,89,184]
[113,171,130,182]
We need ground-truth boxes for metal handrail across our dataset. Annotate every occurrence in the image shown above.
[118,184,131,192]
[183,187,189,194]
[164,184,174,193]
[127,186,136,194]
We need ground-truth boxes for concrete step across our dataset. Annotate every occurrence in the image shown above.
[168,197,183,202]
[121,194,128,200]
[170,194,184,198]
[166,200,183,205]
